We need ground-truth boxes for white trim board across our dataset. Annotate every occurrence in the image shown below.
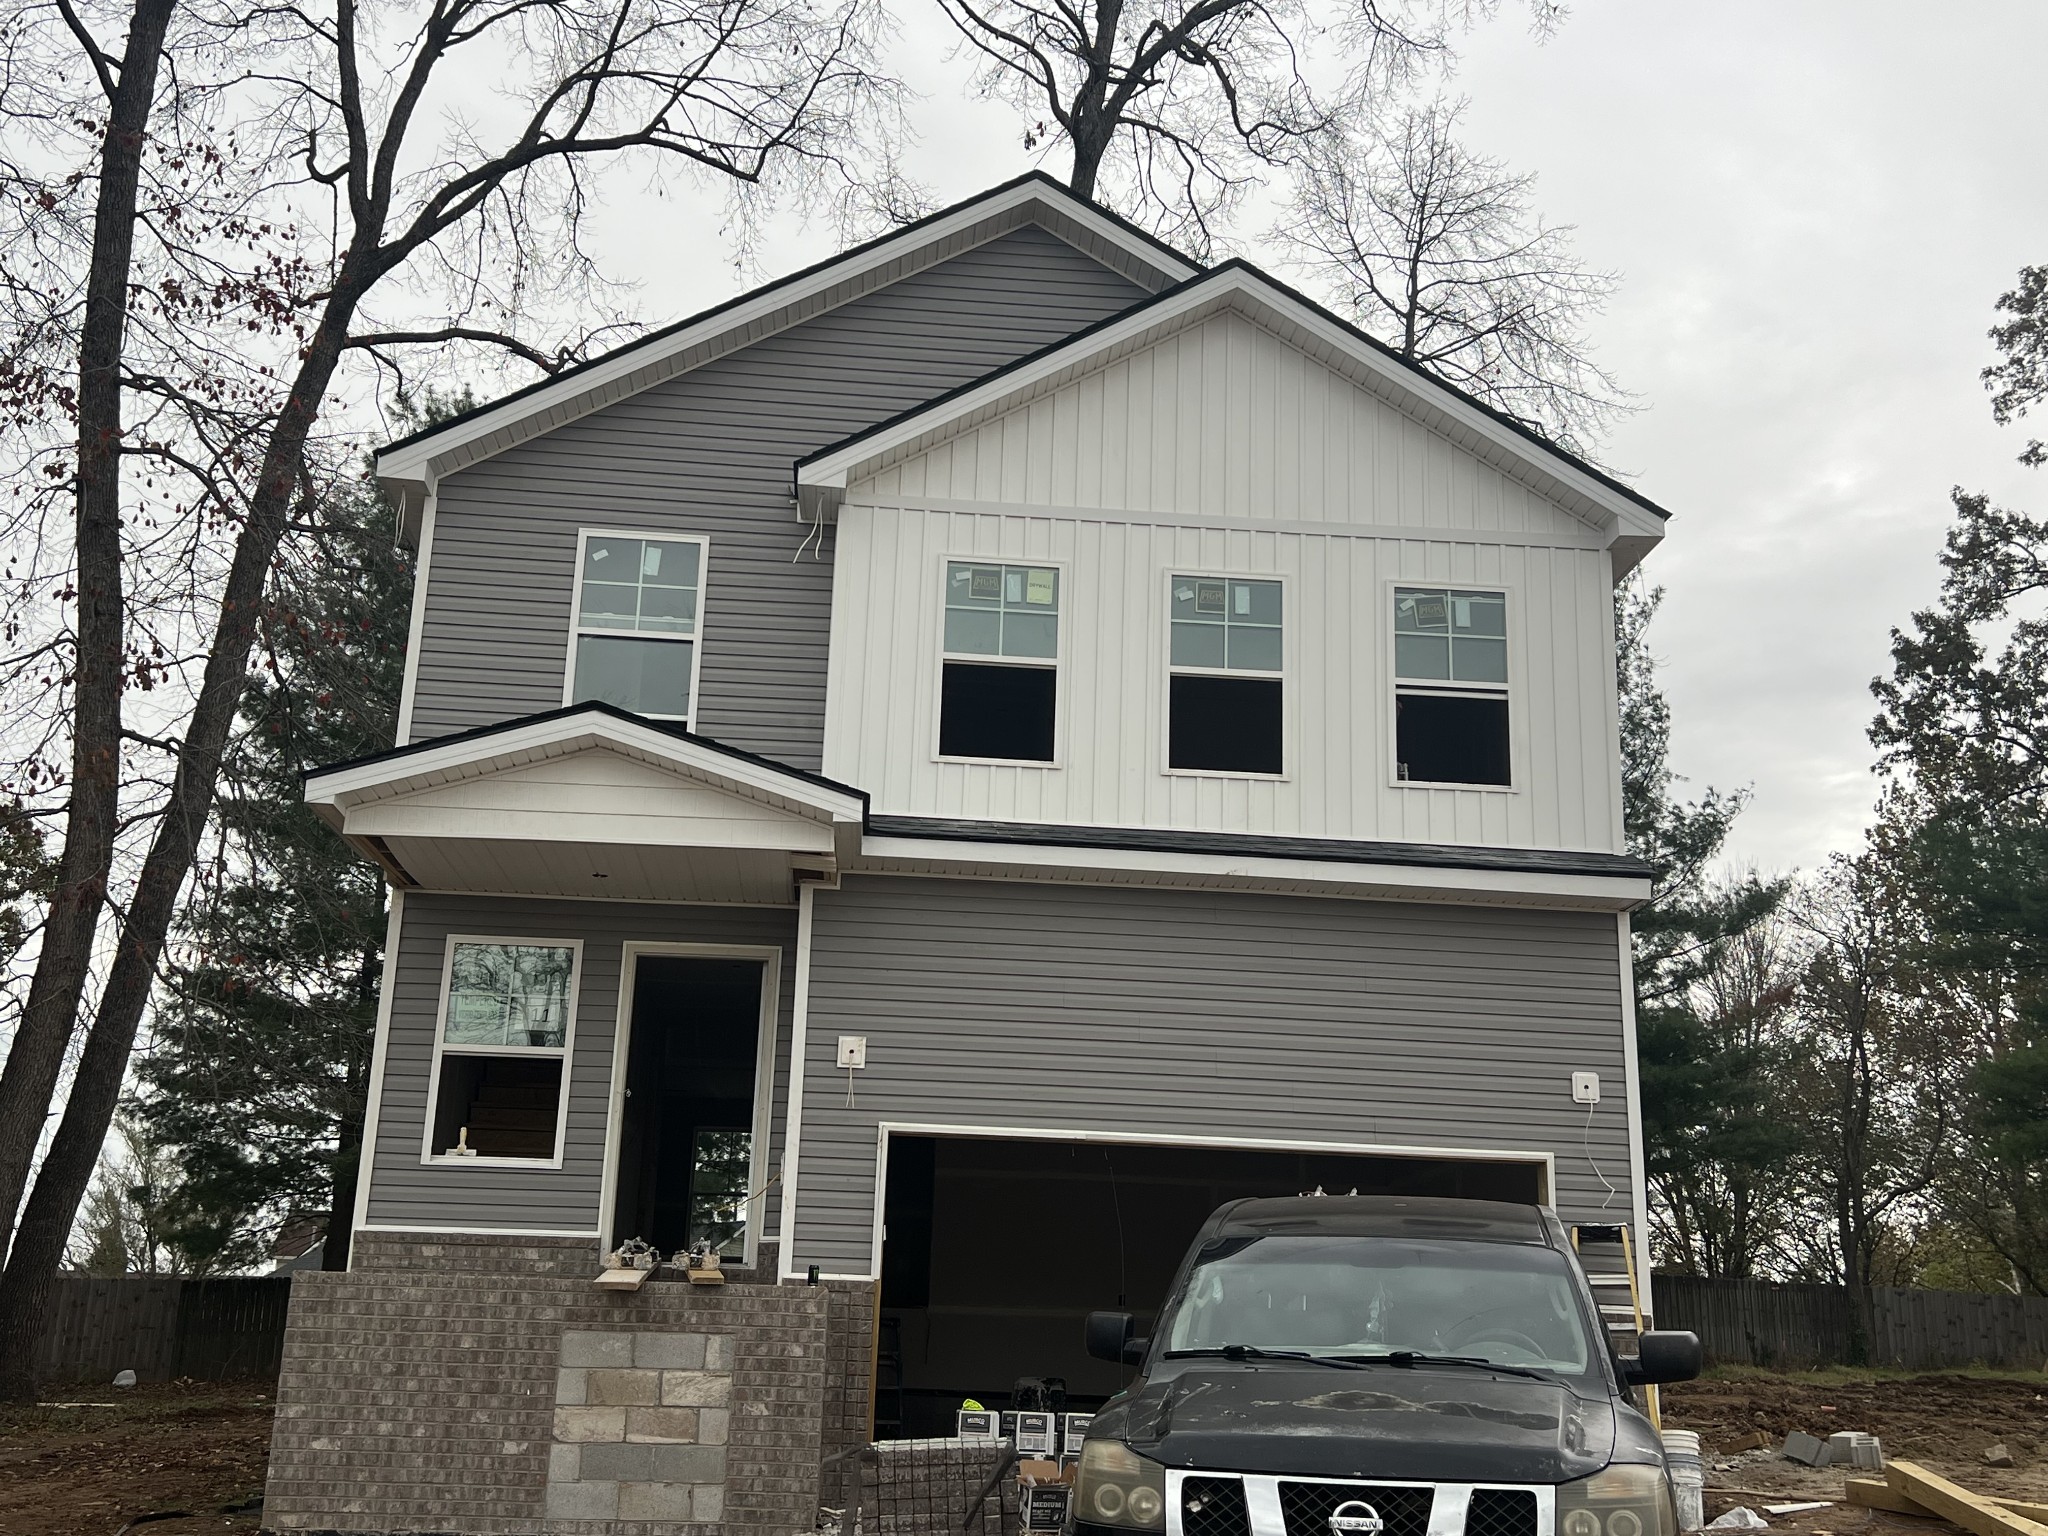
[347,889,408,1261]
[777,880,820,1283]
[374,177,1195,527]
[355,1223,602,1239]
[858,1121,1559,1282]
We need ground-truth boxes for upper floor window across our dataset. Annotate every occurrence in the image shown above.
[1168,575,1283,775]
[1393,587,1511,787]
[938,560,1060,762]
[426,938,579,1164]
[567,532,706,722]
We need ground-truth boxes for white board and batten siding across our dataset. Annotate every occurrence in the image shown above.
[791,877,1636,1278]
[363,892,799,1236]
[825,308,1624,853]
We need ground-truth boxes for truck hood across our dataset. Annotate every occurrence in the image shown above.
[1103,1364,1619,1483]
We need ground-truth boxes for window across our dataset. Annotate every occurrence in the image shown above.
[938,561,1059,762]
[1169,575,1283,775]
[426,939,578,1162]
[568,533,705,721]
[1393,587,1511,787]
[686,1128,753,1257]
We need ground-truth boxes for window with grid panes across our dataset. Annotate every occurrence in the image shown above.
[938,561,1059,761]
[1393,587,1510,786]
[569,534,704,720]
[1168,575,1283,774]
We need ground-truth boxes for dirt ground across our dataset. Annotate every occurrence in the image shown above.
[1665,1370,2048,1536]
[0,1382,271,1536]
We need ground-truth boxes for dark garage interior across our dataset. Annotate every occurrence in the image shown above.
[874,1134,1544,1438]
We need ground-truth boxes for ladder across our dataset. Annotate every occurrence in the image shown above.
[1571,1223,1659,1428]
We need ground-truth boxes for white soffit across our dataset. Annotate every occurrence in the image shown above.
[798,264,1670,551]
[372,176,1197,539]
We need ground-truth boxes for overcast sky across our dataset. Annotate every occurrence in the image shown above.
[582,0,2048,880]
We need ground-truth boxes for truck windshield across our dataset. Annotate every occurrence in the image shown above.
[1162,1235,1595,1376]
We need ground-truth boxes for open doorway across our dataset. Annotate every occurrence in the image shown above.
[609,955,769,1260]
[875,1134,1546,1438]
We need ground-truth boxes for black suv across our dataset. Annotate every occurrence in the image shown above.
[1072,1196,1701,1536]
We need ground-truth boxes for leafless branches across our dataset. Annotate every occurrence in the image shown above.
[1275,98,1631,457]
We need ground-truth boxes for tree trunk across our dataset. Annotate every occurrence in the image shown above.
[0,0,178,1258]
[0,295,362,1402]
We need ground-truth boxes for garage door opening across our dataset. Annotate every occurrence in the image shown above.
[874,1134,1544,1439]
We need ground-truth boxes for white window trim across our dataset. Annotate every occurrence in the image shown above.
[419,933,585,1169]
[597,942,785,1271]
[930,552,1069,769]
[562,528,711,726]
[1386,578,1518,794]
[1161,567,1290,783]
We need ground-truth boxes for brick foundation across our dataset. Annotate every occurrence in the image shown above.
[263,1234,842,1534]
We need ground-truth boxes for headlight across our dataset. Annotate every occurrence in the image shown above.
[1073,1440,1166,1531]
[1557,1465,1676,1536]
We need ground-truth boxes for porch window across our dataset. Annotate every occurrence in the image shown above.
[426,938,578,1163]
[938,561,1059,762]
[567,532,706,722]
[1168,575,1283,775]
[1393,587,1511,787]
[687,1128,753,1257]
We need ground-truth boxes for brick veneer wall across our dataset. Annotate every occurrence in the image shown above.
[265,1235,831,1535]
[819,1285,877,1512]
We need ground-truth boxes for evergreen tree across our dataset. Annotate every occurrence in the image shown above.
[135,449,417,1271]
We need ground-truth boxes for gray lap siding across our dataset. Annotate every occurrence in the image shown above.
[364,892,798,1237]
[407,225,1150,768]
[791,875,1635,1275]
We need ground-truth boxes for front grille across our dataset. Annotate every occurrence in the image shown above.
[1181,1477,1253,1536]
[1466,1490,1539,1536]
[1278,1482,1434,1536]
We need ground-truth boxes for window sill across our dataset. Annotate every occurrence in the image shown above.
[1391,778,1518,794]
[933,753,1064,769]
[1165,766,1290,783]
[422,1153,566,1169]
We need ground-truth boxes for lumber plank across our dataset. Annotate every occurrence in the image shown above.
[1997,1504,2048,1525]
[1847,1479,1938,1517]
[1885,1461,2048,1536]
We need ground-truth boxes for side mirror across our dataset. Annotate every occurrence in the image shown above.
[1086,1310,1145,1364]
[1624,1331,1703,1385]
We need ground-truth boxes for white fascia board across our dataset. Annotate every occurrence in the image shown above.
[855,834,1651,911]
[305,712,866,827]
[374,180,1195,506]
[799,266,1669,544]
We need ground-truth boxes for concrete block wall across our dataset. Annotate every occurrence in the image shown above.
[265,1235,832,1534]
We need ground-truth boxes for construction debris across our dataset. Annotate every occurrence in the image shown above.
[1763,1504,1831,1516]
[1705,1510,1769,1531]
[1985,1445,2018,1469]
[1850,1479,2048,1524]
[1885,1459,2048,1536]
[1782,1432,1832,1467]
[1726,1431,1774,1453]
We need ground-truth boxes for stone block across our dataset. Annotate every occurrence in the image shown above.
[705,1334,734,1372]
[626,1406,700,1443]
[696,1407,730,1446]
[554,1367,588,1405]
[559,1330,633,1369]
[548,1442,581,1482]
[618,1480,696,1521]
[552,1406,627,1443]
[634,1331,707,1369]
[649,1443,727,1483]
[661,1370,732,1407]
[545,1478,620,1520]
[1782,1431,1830,1467]
[694,1481,725,1522]
[586,1368,660,1405]
[578,1441,656,1481]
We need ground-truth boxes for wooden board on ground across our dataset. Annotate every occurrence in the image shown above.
[1885,1462,2048,1536]
[1848,1479,1940,1517]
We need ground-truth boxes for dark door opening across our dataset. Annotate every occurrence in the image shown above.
[610,956,764,1258]
[875,1135,1542,1439]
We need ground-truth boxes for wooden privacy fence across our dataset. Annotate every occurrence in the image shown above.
[37,1273,293,1385]
[1654,1274,2048,1370]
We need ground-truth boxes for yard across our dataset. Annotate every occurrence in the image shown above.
[1,1370,2046,1536]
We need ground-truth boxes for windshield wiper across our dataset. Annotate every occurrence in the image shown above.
[1162,1345,1371,1369]
[1336,1351,1554,1382]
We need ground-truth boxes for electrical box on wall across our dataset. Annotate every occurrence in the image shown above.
[1572,1071,1600,1105]
[837,1035,868,1069]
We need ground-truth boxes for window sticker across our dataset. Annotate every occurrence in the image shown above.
[970,566,1002,600]
[1196,580,1228,614]
[1026,568,1056,606]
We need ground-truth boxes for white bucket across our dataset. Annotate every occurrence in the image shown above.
[1663,1430,1705,1533]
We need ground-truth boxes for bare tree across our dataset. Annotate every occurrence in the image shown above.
[1275,98,1630,456]
[0,0,897,1400]
[934,0,1558,253]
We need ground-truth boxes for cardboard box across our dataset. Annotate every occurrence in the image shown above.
[957,1409,1000,1441]
[1062,1414,1093,1454]
[1016,1412,1058,1456]
[1020,1484,1071,1531]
